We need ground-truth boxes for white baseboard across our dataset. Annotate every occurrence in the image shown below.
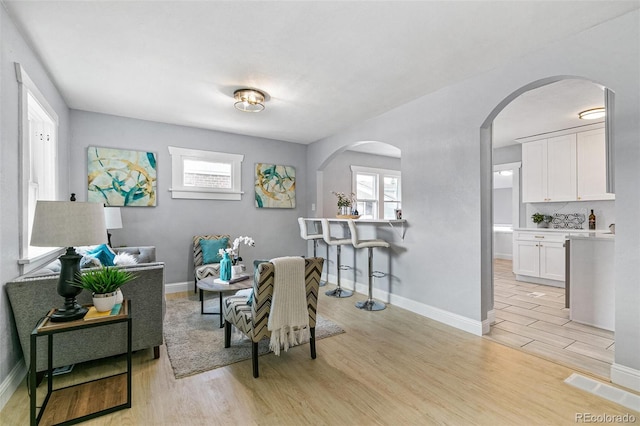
[515,274,564,288]
[611,363,640,392]
[0,360,26,412]
[325,273,484,336]
[391,293,484,336]
[165,281,192,294]
[484,309,497,334]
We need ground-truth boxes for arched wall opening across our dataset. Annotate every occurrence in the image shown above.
[479,75,613,332]
[312,140,402,304]
[316,140,402,219]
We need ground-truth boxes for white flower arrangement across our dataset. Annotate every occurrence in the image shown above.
[218,236,255,265]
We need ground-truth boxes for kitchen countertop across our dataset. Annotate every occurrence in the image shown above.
[566,233,615,241]
[514,228,614,239]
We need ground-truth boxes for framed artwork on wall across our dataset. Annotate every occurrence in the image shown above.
[87,146,157,207]
[254,163,296,208]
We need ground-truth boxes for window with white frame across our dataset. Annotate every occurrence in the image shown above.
[351,165,401,219]
[168,146,244,200]
[16,63,60,266]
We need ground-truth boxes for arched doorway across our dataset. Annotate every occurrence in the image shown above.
[316,141,401,219]
[315,140,401,298]
[481,77,615,379]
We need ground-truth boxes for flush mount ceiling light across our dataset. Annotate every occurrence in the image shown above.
[234,89,266,113]
[578,107,605,120]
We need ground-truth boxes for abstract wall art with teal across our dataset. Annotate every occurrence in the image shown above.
[88,146,157,207]
[255,163,296,208]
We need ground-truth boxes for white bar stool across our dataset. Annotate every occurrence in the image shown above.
[320,219,353,298]
[297,218,327,286]
[347,219,390,311]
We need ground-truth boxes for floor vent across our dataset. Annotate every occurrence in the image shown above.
[565,373,640,412]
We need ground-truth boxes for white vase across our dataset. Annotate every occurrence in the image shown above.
[115,289,123,304]
[93,291,117,312]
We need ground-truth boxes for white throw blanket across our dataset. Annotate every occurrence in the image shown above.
[268,256,309,355]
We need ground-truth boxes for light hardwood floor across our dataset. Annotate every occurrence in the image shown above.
[2,289,637,425]
[487,259,615,380]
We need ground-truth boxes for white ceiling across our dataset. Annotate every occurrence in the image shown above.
[493,79,605,149]
[3,1,637,150]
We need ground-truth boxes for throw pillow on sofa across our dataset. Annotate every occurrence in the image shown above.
[86,244,116,266]
[114,252,138,266]
[200,238,229,264]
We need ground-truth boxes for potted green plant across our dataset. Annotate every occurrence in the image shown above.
[70,267,136,312]
[532,213,550,228]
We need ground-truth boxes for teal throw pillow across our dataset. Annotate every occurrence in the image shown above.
[87,244,116,267]
[200,238,229,265]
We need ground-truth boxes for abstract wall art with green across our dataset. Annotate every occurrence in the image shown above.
[255,163,296,208]
[88,146,157,207]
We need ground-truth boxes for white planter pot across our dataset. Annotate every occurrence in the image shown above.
[115,289,124,305]
[231,264,245,278]
[93,291,117,312]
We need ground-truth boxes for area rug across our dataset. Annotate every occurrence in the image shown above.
[163,295,345,379]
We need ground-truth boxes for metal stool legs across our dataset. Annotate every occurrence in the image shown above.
[325,244,353,298]
[355,247,386,311]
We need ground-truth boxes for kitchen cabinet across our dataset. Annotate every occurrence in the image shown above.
[577,128,615,201]
[522,134,576,203]
[521,126,613,202]
[513,230,567,286]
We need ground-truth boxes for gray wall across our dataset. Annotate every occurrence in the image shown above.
[69,110,308,285]
[493,144,522,165]
[1,6,71,399]
[306,10,640,378]
[321,149,400,217]
[493,188,512,225]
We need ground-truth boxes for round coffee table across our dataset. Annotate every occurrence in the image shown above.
[196,275,252,328]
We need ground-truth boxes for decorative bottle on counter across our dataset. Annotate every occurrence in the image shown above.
[588,209,596,230]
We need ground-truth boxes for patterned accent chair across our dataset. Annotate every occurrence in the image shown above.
[193,234,230,292]
[222,257,324,378]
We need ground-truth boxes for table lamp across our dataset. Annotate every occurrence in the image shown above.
[30,201,107,322]
[104,207,123,247]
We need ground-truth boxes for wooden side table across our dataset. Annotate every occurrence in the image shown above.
[30,300,132,426]
[196,275,252,327]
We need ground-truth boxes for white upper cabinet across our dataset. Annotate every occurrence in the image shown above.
[522,140,547,203]
[577,128,615,201]
[522,134,576,202]
[521,126,613,203]
[546,134,577,202]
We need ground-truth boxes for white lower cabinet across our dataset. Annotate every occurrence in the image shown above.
[538,242,566,281]
[513,231,566,286]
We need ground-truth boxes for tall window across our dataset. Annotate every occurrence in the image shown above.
[168,146,244,200]
[351,165,401,219]
[16,63,59,266]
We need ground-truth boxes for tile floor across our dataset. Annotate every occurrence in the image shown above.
[485,258,615,380]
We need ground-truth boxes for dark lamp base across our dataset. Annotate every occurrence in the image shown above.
[50,301,88,322]
[50,248,87,322]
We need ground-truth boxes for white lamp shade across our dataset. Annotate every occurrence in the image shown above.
[30,201,108,247]
[104,207,123,229]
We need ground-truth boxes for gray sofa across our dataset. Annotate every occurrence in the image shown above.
[5,246,165,373]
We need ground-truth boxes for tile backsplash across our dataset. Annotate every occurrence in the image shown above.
[525,200,615,230]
